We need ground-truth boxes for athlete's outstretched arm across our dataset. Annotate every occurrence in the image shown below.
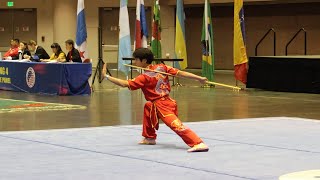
[102,63,129,87]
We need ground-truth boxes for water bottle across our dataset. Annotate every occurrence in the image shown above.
[18,50,22,60]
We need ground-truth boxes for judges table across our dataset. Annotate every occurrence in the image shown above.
[247,56,320,94]
[0,60,92,95]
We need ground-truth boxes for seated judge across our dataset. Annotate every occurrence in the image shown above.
[17,41,31,59]
[41,43,66,63]
[65,39,82,63]
[3,39,19,60]
[25,40,50,61]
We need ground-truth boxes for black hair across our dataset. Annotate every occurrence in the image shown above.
[65,39,75,47]
[133,48,154,64]
[13,38,20,43]
[20,41,28,50]
[21,41,27,46]
[51,43,64,56]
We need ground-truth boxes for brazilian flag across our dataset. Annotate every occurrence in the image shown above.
[201,0,214,81]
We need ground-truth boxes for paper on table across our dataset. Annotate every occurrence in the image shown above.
[2,59,31,62]
[18,59,31,62]
[47,60,58,63]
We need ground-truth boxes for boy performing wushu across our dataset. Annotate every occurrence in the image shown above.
[102,48,209,152]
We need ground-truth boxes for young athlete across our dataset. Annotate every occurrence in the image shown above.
[102,48,209,152]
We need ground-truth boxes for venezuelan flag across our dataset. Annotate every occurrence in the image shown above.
[234,0,248,84]
[175,0,188,70]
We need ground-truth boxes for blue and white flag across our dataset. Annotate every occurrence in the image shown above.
[76,0,89,62]
[118,0,131,75]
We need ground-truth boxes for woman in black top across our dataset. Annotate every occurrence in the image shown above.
[14,41,31,60]
[65,39,82,63]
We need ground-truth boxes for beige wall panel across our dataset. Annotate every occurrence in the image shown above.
[2,0,320,69]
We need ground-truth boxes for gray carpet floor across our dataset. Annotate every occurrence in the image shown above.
[0,117,319,180]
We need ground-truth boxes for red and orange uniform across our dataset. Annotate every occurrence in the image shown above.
[128,64,203,147]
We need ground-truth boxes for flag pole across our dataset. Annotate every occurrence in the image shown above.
[203,40,212,88]
[117,25,120,79]
[156,0,158,59]
[154,0,158,59]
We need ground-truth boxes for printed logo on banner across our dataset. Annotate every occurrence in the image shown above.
[26,67,36,88]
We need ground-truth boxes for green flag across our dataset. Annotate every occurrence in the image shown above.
[151,0,161,59]
[201,0,214,81]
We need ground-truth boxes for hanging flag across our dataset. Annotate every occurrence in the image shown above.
[174,0,187,70]
[201,0,214,81]
[234,0,248,84]
[135,0,148,49]
[76,0,89,62]
[151,0,162,58]
[118,0,131,75]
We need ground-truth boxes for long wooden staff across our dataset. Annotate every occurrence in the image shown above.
[124,64,243,91]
